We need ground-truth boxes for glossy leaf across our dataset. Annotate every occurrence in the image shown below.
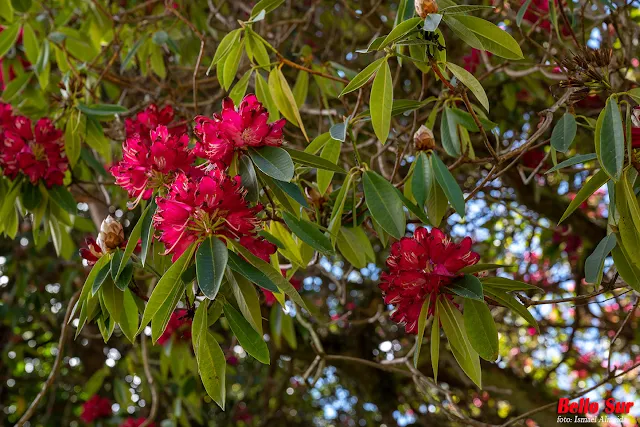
[464,299,499,361]
[596,98,624,181]
[370,59,392,143]
[363,171,405,239]
[584,234,617,285]
[432,153,465,217]
[249,146,294,182]
[223,303,270,364]
[558,170,609,223]
[550,113,577,153]
[196,236,228,300]
[339,56,386,97]
[446,274,483,301]
[446,62,489,112]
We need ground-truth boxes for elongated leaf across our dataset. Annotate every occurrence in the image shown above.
[516,0,533,26]
[283,212,333,255]
[464,299,499,361]
[441,108,461,157]
[293,70,309,106]
[92,261,111,296]
[446,274,483,301]
[119,289,139,343]
[284,147,346,173]
[251,0,284,18]
[615,175,640,267]
[101,280,123,328]
[558,169,609,223]
[222,39,244,90]
[370,59,392,142]
[363,171,405,239]
[227,251,280,293]
[77,103,127,117]
[117,203,152,279]
[269,177,309,209]
[443,16,483,51]
[228,270,263,334]
[207,29,241,74]
[446,62,489,112]
[484,288,538,331]
[550,113,577,153]
[317,139,341,194]
[140,199,156,266]
[339,57,386,97]
[481,277,542,292]
[612,244,640,293]
[328,172,354,244]
[412,152,431,208]
[596,98,624,181]
[196,236,228,300]
[584,234,617,285]
[305,132,333,154]
[545,153,598,174]
[138,244,195,335]
[431,310,440,382]
[249,146,294,182]
[48,185,77,214]
[197,332,227,408]
[380,17,422,48]
[460,263,515,274]
[229,70,253,105]
[0,23,19,58]
[413,298,430,368]
[120,37,147,74]
[454,16,523,59]
[432,153,465,216]
[336,227,367,269]
[268,67,308,140]
[224,303,270,364]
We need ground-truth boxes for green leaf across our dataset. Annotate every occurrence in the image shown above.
[615,173,640,267]
[231,240,308,311]
[120,36,147,74]
[227,251,280,293]
[249,146,294,182]
[339,57,386,97]
[550,113,577,153]
[328,172,354,244]
[138,244,195,336]
[256,72,279,121]
[431,311,440,382]
[268,67,308,141]
[370,59,392,143]
[481,277,542,292]
[196,236,228,300]
[441,107,461,157]
[484,288,538,331]
[282,212,333,255]
[229,70,253,105]
[1,72,32,101]
[101,279,123,329]
[77,103,127,117]
[293,70,309,107]
[284,147,346,173]
[545,153,598,174]
[460,263,515,274]
[196,330,226,408]
[363,170,405,239]
[446,62,489,112]
[584,234,617,285]
[250,0,284,18]
[47,185,77,215]
[446,274,484,301]
[453,16,523,59]
[516,0,533,26]
[140,199,157,266]
[380,17,422,48]
[412,152,431,208]
[269,176,309,209]
[596,98,625,181]
[207,29,242,74]
[558,169,609,223]
[0,0,13,21]
[222,39,244,90]
[22,23,39,64]
[336,227,368,269]
[432,153,465,216]
[612,244,640,293]
[117,203,152,279]
[0,23,19,58]
[239,155,259,203]
[464,299,499,361]
[228,270,263,334]
[223,303,270,364]
[413,298,430,368]
[443,16,483,51]
[317,139,341,194]
[119,289,139,343]
[438,297,482,388]
[305,132,333,154]
[64,113,81,167]
[442,4,494,14]
[92,260,111,296]
[281,310,297,349]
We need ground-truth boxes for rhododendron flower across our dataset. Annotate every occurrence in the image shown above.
[125,104,187,143]
[520,0,551,31]
[241,235,277,263]
[0,107,67,187]
[194,94,285,167]
[80,395,112,423]
[153,168,263,261]
[379,227,480,334]
[79,236,125,266]
[110,125,194,204]
[463,49,492,73]
[157,309,192,345]
[120,418,156,427]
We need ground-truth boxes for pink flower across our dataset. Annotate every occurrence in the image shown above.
[463,49,492,73]
[379,227,480,334]
[79,236,140,266]
[125,104,186,144]
[0,107,67,187]
[120,417,156,427]
[194,94,286,167]
[80,395,112,423]
[157,309,192,346]
[153,168,263,261]
[240,235,277,263]
[110,125,194,204]
[521,0,551,31]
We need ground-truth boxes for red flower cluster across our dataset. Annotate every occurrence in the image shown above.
[120,417,156,427]
[110,125,194,203]
[194,94,285,167]
[125,104,187,144]
[0,103,68,187]
[79,237,123,266]
[157,309,192,346]
[552,225,582,260]
[153,168,264,261]
[80,395,112,423]
[379,227,480,334]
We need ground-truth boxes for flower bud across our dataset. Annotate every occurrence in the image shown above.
[415,0,438,19]
[96,216,124,253]
[414,125,435,151]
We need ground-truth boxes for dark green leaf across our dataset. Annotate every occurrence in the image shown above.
[545,153,598,174]
[550,113,577,153]
[363,171,405,239]
[464,299,499,361]
[441,107,461,157]
[284,147,346,173]
[48,185,77,214]
[249,146,294,182]
[196,236,228,300]
[413,298,430,368]
[596,98,624,181]
[77,103,127,117]
[370,59,392,142]
[559,170,609,223]
[584,234,617,285]
[227,251,280,293]
[432,153,465,217]
[447,274,483,301]
[223,303,270,364]
[282,212,333,255]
